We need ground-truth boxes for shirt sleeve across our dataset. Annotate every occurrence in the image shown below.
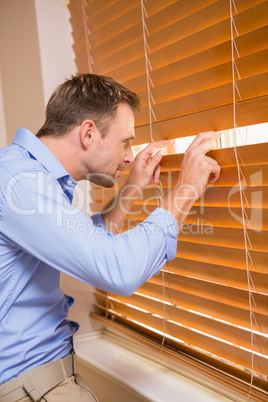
[0,171,178,296]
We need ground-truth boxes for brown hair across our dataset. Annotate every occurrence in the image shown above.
[36,73,140,137]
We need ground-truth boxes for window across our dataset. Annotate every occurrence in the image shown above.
[68,0,268,399]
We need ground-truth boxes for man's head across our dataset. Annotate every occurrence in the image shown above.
[37,74,140,187]
[36,73,140,138]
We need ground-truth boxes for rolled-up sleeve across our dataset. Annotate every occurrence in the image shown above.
[0,171,178,296]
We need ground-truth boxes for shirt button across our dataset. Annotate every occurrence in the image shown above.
[67,179,72,186]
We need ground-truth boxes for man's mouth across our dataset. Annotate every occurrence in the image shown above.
[117,165,126,173]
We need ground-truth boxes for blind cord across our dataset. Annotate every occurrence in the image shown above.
[140,0,171,353]
[230,1,262,397]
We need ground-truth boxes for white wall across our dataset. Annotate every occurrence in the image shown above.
[34,0,76,104]
[0,0,45,144]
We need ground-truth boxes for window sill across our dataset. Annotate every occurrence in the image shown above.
[74,330,247,402]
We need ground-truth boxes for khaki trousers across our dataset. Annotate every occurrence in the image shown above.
[2,374,97,402]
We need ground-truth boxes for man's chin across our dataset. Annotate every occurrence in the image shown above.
[86,172,116,188]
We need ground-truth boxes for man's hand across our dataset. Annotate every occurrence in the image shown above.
[161,131,221,226]
[125,140,174,191]
[101,140,173,233]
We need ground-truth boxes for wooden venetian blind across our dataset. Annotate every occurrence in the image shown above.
[69,0,268,399]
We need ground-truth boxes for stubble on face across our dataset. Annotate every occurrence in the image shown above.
[86,171,116,188]
[85,103,134,188]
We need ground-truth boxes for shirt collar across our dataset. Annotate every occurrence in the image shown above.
[12,128,73,181]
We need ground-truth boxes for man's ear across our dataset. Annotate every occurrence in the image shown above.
[80,119,97,149]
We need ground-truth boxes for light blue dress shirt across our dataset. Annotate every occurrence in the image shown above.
[0,128,178,385]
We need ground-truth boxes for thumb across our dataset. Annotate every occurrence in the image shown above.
[148,149,164,169]
[147,149,164,172]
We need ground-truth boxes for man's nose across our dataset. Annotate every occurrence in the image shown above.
[125,145,135,164]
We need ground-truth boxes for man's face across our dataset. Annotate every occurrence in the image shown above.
[86,103,135,187]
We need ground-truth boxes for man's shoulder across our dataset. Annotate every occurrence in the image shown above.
[0,144,45,176]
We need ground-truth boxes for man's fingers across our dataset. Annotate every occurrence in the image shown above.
[205,155,219,165]
[208,163,221,183]
[190,137,217,156]
[152,164,161,184]
[186,131,221,152]
[138,140,174,162]
[145,149,164,180]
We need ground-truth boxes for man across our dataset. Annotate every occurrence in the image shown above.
[0,74,221,401]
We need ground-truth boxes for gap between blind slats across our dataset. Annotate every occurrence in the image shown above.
[133,95,268,144]
[88,143,268,179]
[93,302,268,378]
[89,142,268,183]
[162,143,268,168]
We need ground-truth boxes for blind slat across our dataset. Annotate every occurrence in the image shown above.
[126,26,268,93]
[139,50,268,106]
[136,72,268,126]
[149,274,268,315]
[102,293,268,356]
[137,282,268,334]
[165,257,268,293]
[85,0,117,19]
[104,6,268,82]
[92,1,267,75]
